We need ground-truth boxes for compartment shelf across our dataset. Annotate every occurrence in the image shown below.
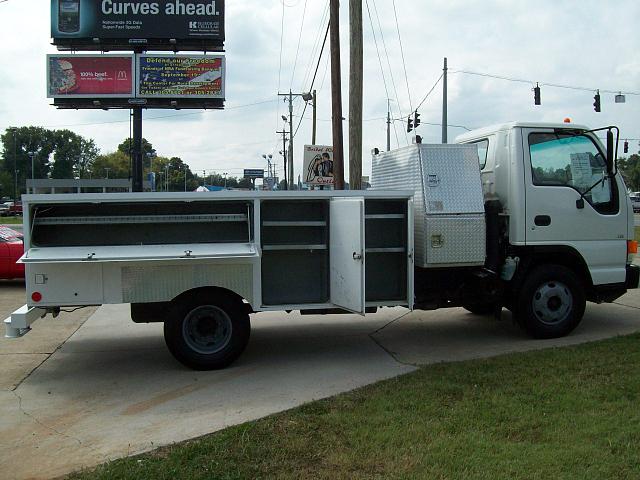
[262,221,327,227]
[364,214,405,220]
[365,247,405,253]
[33,213,247,225]
[262,244,327,251]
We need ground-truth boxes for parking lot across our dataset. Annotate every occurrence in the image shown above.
[1,270,639,479]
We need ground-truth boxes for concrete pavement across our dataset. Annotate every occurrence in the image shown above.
[0,286,639,479]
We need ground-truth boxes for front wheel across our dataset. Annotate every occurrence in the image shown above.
[515,265,585,339]
[164,292,250,370]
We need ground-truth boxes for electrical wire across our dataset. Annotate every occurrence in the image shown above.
[392,0,413,113]
[292,21,330,140]
[414,73,444,113]
[453,69,640,95]
[289,0,309,89]
[364,0,398,148]
[371,0,407,145]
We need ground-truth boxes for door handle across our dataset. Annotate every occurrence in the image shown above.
[352,252,363,261]
[534,215,551,226]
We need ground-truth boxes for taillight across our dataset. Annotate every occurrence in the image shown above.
[629,240,638,255]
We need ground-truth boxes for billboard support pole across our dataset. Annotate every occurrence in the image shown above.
[132,107,143,192]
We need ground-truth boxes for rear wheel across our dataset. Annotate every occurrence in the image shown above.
[515,265,585,339]
[164,291,250,370]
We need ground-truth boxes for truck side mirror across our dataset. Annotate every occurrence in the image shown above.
[606,130,614,174]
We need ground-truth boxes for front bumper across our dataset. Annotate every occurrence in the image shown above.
[626,264,640,289]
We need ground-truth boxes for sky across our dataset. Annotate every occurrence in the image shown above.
[0,0,638,182]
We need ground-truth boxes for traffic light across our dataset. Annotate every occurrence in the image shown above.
[593,90,601,112]
[533,83,541,105]
[414,111,421,129]
[407,116,413,133]
[624,140,629,154]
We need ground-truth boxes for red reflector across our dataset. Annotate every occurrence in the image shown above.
[31,292,42,302]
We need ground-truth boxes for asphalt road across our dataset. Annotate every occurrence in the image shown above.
[1,279,639,479]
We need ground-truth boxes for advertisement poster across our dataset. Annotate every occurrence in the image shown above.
[137,55,224,98]
[51,0,224,44]
[303,145,334,186]
[47,55,134,98]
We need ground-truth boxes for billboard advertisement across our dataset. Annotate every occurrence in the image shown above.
[137,55,224,98]
[51,0,225,49]
[47,54,134,98]
[303,145,334,186]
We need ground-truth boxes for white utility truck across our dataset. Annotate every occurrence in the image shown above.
[5,122,639,370]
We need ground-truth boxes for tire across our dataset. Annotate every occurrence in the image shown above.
[515,265,585,339]
[164,291,250,370]
[462,301,498,315]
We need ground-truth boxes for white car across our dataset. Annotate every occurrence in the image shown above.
[631,195,640,213]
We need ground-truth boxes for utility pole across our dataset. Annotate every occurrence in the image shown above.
[132,107,143,191]
[349,0,363,190]
[288,91,294,189]
[442,57,448,144]
[330,0,345,190]
[312,90,317,145]
[386,100,391,151]
[276,128,289,190]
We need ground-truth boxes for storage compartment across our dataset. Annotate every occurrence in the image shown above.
[364,199,408,302]
[30,201,253,247]
[261,249,329,305]
[260,199,329,305]
[365,252,406,301]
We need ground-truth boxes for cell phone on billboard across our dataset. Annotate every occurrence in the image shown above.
[58,0,80,34]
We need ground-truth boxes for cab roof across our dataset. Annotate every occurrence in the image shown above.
[455,121,590,144]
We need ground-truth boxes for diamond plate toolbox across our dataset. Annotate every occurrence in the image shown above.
[372,143,486,268]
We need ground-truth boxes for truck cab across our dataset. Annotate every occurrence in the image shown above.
[456,122,638,335]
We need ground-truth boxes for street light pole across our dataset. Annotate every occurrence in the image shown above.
[9,127,17,203]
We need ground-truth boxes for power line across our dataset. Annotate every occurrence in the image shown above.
[414,73,444,113]
[371,0,407,145]
[289,0,309,89]
[364,0,399,148]
[453,69,640,95]
[37,99,278,129]
[392,0,413,113]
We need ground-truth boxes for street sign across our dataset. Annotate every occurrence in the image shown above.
[244,169,264,179]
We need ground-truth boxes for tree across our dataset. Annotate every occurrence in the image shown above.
[0,126,57,197]
[618,154,640,192]
[91,151,131,179]
[118,138,156,159]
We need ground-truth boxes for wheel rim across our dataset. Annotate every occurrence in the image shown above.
[531,280,573,325]
[182,305,233,354]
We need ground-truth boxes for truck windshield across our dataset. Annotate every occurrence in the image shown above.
[529,133,615,210]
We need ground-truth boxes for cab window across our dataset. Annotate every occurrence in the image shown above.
[529,133,617,213]
[473,139,489,169]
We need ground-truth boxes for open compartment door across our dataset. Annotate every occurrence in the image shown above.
[330,198,365,314]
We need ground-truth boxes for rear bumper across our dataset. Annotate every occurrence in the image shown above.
[4,305,46,338]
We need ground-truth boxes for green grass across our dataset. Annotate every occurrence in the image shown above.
[0,216,22,225]
[69,334,640,480]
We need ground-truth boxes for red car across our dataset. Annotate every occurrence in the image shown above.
[0,226,24,279]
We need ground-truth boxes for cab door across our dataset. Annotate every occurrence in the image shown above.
[522,128,627,285]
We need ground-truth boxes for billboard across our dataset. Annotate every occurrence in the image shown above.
[51,0,225,50]
[47,54,134,98]
[138,55,224,98]
[303,145,334,185]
